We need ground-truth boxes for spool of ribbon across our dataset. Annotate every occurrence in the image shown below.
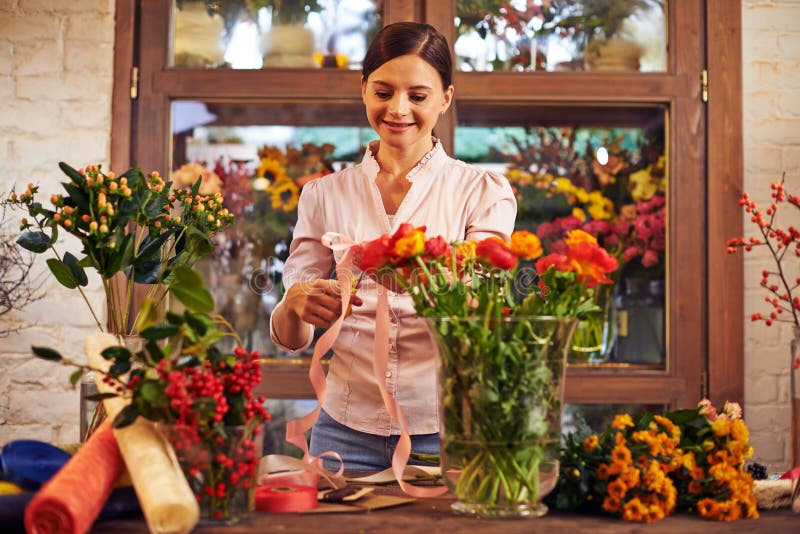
[254,485,318,513]
[24,421,124,534]
[0,440,71,491]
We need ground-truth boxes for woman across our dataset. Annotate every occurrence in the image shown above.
[270,22,516,470]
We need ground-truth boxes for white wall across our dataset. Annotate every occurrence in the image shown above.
[0,1,797,472]
[742,0,800,472]
[0,0,114,444]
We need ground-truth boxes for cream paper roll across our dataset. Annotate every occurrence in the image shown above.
[84,333,199,534]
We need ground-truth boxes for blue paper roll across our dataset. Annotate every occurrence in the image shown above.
[0,441,71,491]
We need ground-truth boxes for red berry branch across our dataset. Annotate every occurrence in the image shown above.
[727,175,800,330]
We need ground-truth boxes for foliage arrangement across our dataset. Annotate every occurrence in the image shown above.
[30,265,271,521]
[550,400,758,522]
[353,224,617,513]
[7,162,234,336]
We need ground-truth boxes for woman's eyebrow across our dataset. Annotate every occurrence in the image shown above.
[370,80,433,91]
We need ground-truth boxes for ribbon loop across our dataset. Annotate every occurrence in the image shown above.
[283,231,447,497]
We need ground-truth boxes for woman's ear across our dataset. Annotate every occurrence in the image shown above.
[441,84,454,115]
[361,76,367,104]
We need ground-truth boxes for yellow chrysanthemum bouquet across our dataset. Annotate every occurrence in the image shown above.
[550,400,758,522]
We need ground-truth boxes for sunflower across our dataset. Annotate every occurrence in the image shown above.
[257,157,289,183]
[268,177,299,212]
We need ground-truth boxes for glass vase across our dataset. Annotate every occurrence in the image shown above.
[426,315,578,518]
[569,283,616,364]
[156,422,262,525]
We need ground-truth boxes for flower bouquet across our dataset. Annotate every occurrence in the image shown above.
[353,224,617,517]
[550,400,758,522]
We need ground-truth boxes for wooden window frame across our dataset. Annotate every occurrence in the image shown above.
[109,0,743,409]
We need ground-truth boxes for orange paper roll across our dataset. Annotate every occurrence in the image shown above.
[255,485,318,513]
[24,421,124,534]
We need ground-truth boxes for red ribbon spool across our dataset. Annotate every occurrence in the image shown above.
[255,485,318,513]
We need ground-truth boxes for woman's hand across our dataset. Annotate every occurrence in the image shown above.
[284,279,363,328]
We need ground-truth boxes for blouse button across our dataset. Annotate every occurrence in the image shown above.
[385,371,392,378]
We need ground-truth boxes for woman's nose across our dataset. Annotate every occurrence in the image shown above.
[388,95,409,117]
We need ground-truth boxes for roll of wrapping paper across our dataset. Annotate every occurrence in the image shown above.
[84,333,199,534]
[24,421,122,534]
[254,485,318,513]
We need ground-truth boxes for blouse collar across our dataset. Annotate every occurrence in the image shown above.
[361,138,446,183]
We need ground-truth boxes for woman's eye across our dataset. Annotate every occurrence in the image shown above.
[410,94,427,103]
[374,92,391,99]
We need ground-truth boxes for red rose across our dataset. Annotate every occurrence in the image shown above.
[356,235,391,272]
[424,235,451,258]
[535,253,575,275]
[475,237,518,270]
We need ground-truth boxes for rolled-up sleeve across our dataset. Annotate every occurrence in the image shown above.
[465,170,517,242]
[269,180,335,352]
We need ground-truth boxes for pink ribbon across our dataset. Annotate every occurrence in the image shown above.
[284,231,447,497]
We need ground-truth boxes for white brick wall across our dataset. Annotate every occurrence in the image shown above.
[0,1,797,473]
[742,0,800,473]
[0,0,114,444]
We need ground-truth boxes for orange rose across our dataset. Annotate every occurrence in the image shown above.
[393,231,425,258]
[565,240,618,288]
[510,230,543,260]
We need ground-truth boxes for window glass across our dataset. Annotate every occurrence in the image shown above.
[455,0,667,72]
[456,104,667,366]
[171,0,382,70]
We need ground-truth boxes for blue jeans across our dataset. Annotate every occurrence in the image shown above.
[309,409,439,471]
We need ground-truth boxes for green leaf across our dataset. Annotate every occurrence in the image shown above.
[63,251,88,287]
[32,346,63,361]
[58,161,86,186]
[144,339,164,363]
[139,379,169,408]
[105,233,134,278]
[171,265,203,289]
[127,258,162,284]
[191,176,201,196]
[17,231,50,253]
[184,311,208,335]
[132,296,158,334]
[69,369,84,387]
[166,311,184,325]
[140,323,180,341]
[170,284,214,313]
[135,230,173,262]
[109,360,131,376]
[77,255,94,268]
[47,258,79,289]
[101,346,132,361]
[62,182,90,213]
[120,167,143,188]
[186,227,215,257]
[113,404,139,428]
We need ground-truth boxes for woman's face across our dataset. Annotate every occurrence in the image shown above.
[361,54,453,154]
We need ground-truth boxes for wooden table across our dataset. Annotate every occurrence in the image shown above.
[91,496,798,533]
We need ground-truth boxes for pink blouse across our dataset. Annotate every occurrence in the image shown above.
[270,141,516,435]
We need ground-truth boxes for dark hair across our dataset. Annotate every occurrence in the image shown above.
[362,22,453,90]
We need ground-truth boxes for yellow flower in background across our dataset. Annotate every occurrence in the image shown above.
[587,190,615,220]
[730,418,748,443]
[267,177,299,212]
[629,166,658,202]
[571,207,586,221]
[257,157,289,182]
[612,414,634,430]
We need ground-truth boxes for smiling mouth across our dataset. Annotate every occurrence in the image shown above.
[383,120,414,128]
